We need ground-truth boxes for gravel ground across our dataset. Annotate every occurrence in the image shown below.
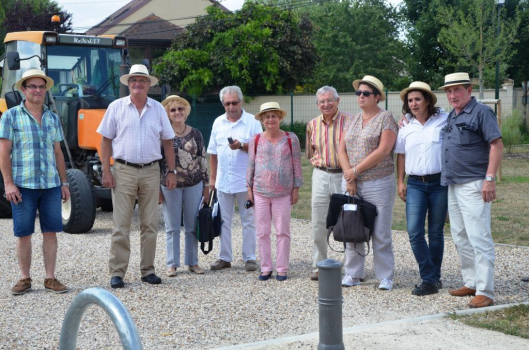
[1,207,528,349]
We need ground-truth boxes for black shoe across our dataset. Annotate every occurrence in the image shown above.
[436,280,443,289]
[259,272,273,281]
[110,276,124,289]
[141,273,162,285]
[412,282,438,296]
[276,273,288,281]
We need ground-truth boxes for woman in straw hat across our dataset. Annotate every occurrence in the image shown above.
[337,75,398,290]
[394,82,449,296]
[246,102,303,281]
[160,95,209,277]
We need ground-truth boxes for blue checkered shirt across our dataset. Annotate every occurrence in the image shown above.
[0,101,63,189]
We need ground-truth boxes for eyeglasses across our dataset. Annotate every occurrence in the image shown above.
[317,99,337,105]
[25,84,47,91]
[355,90,378,97]
[223,101,240,107]
[170,107,185,113]
[128,78,150,84]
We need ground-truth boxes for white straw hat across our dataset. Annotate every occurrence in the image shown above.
[400,81,437,105]
[120,64,158,86]
[352,75,386,102]
[15,69,54,91]
[439,72,471,90]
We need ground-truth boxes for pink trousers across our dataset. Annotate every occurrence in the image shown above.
[254,193,292,273]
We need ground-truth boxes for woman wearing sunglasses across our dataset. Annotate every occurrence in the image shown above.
[394,82,448,296]
[160,95,209,277]
[338,75,398,290]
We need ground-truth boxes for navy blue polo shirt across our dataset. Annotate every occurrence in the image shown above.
[441,97,502,186]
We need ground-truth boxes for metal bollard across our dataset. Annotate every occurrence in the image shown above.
[317,259,345,350]
[59,287,143,350]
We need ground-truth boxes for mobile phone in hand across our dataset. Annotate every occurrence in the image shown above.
[228,137,234,144]
[244,200,253,209]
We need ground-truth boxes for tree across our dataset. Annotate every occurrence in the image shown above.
[0,0,73,56]
[507,0,529,85]
[298,0,409,91]
[154,2,319,95]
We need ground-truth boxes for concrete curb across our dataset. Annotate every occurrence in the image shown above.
[215,301,529,349]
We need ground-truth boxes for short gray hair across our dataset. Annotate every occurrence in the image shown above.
[315,86,339,103]
[220,86,244,103]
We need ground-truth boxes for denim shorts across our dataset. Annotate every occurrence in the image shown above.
[12,187,63,237]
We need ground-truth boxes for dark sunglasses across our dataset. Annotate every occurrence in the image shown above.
[170,107,185,113]
[355,90,378,97]
[223,101,240,106]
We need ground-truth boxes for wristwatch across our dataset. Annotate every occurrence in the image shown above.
[168,169,177,175]
[61,182,69,187]
[239,143,244,150]
[485,176,496,182]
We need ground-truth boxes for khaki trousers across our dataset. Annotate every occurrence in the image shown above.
[109,162,160,278]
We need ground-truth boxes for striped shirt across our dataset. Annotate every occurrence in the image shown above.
[306,111,352,168]
[0,101,63,189]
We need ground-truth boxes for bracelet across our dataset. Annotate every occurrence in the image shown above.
[352,166,359,177]
[61,182,69,187]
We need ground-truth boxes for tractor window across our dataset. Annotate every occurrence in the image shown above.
[47,46,122,98]
[1,41,42,96]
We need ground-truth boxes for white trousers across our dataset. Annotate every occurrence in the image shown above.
[217,190,256,263]
[311,168,343,270]
[448,180,495,299]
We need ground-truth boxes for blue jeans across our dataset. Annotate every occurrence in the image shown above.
[406,177,447,284]
[12,187,62,237]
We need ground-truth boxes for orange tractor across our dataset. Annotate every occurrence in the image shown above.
[0,29,128,233]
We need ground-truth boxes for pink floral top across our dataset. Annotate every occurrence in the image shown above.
[247,132,303,198]
[344,110,398,182]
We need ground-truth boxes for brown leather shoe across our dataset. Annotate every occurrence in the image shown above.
[210,259,231,271]
[468,295,494,308]
[449,286,476,297]
[44,278,68,294]
[310,271,319,281]
[11,278,32,295]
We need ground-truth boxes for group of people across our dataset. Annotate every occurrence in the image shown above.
[1,64,511,309]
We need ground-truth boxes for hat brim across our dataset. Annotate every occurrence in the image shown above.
[400,87,437,105]
[438,81,472,90]
[162,95,191,114]
[120,73,158,87]
[255,108,287,122]
[352,79,386,102]
[15,74,54,91]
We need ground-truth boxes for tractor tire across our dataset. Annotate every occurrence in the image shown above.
[62,169,96,233]
[99,198,113,212]
[0,171,13,218]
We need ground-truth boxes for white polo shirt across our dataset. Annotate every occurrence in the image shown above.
[394,109,449,176]
[207,109,262,193]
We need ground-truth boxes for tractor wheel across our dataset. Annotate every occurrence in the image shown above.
[0,171,13,218]
[62,169,96,233]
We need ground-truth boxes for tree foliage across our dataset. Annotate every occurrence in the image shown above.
[0,0,73,56]
[154,2,319,95]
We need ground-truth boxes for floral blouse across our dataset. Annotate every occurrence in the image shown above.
[344,109,398,182]
[247,132,303,198]
[160,127,209,188]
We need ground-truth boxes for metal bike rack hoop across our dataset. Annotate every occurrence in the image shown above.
[59,287,143,350]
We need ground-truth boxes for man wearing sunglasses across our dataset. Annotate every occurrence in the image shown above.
[306,86,352,281]
[97,64,177,289]
[0,69,70,295]
[207,86,262,272]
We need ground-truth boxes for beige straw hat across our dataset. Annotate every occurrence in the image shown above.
[352,75,386,102]
[439,72,472,90]
[120,64,159,86]
[15,69,54,91]
[254,102,287,122]
[400,81,437,105]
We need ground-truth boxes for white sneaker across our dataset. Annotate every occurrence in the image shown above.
[341,275,361,287]
[379,278,393,290]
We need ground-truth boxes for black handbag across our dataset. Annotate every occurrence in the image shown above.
[326,192,377,235]
[327,195,372,255]
[195,189,222,255]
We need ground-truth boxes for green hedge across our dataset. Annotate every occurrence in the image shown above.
[281,121,307,150]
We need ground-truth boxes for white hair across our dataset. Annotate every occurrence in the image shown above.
[315,86,339,103]
[219,86,243,103]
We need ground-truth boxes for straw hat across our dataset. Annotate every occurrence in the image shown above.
[439,72,471,90]
[162,95,191,109]
[15,69,54,91]
[400,81,437,105]
[352,75,386,102]
[254,102,287,122]
[120,64,158,86]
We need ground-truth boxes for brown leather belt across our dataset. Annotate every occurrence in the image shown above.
[315,166,342,174]
[409,173,441,183]
[115,159,160,168]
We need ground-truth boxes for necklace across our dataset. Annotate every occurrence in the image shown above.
[174,124,187,135]
[362,109,380,120]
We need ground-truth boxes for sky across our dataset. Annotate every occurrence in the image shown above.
[56,0,402,32]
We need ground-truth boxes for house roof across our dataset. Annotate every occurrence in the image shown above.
[86,0,229,36]
[120,13,183,40]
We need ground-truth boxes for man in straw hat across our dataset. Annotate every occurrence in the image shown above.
[207,86,262,272]
[306,86,352,281]
[97,64,177,288]
[439,72,503,308]
[0,69,70,295]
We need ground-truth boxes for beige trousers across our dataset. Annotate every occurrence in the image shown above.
[109,162,160,278]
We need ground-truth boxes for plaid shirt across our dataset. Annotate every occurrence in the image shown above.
[0,101,63,189]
